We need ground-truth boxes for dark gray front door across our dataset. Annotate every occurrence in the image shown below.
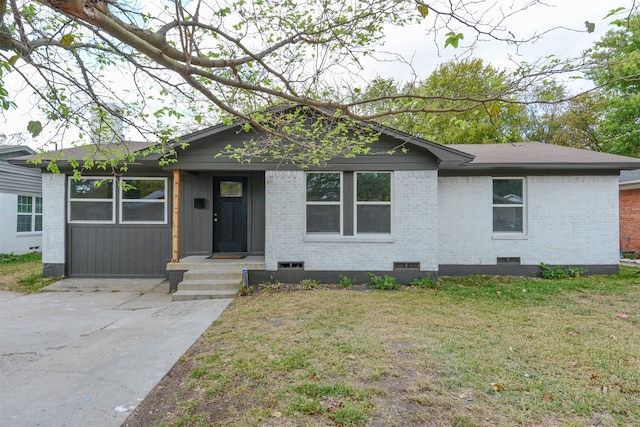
[213,177,247,253]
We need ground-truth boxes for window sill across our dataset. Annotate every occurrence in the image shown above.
[16,232,43,236]
[304,235,395,243]
[492,233,528,240]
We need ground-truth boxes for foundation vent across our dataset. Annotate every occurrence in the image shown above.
[394,262,420,270]
[278,262,304,270]
[497,257,521,264]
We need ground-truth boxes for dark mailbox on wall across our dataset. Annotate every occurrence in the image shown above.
[194,198,206,209]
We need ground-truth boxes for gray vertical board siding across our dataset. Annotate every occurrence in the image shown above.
[179,172,214,256]
[180,171,265,256]
[170,130,440,171]
[249,173,266,254]
[68,225,171,276]
[0,162,42,194]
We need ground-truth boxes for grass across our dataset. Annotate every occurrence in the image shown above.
[154,267,640,426]
[0,252,59,292]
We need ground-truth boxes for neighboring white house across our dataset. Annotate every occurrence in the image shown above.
[0,146,43,255]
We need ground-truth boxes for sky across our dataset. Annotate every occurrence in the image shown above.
[0,0,634,149]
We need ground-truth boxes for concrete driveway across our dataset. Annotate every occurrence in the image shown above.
[0,278,233,427]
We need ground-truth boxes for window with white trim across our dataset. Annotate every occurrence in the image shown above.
[120,178,167,223]
[68,177,115,223]
[492,178,524,233]
[306,172,341,233]
[356,172,391,234]
[17,195,42,232]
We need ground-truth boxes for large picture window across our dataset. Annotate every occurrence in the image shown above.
[17,195,42,232]
[306,172,341,233]
[69,178,115,223]
[121,178,167,223]
[68,177,167,224]
[356,172,391,234]
[493,178,524,233]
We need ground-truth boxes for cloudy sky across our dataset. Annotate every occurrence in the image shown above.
[363,1,630,90]
[1,0,635,147]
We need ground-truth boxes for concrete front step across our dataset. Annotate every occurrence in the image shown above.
[172,289,238,301]
[183,270,243,281]
[178,279,241,291]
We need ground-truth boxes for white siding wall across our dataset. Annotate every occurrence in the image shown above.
[0,192,42,254]
[42,173,66,265]
[265,170,439,271]
[438,175,619,266]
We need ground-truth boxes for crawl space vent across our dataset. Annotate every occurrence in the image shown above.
[278,262,304,270]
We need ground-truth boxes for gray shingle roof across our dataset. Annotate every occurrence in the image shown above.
[446,142,640,171]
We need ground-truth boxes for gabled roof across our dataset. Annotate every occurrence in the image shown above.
[177,105,474,168]
[0,145,35,160]
[9,141,155,167]
[446,142,640,171]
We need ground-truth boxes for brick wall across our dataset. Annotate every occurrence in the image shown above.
[438,175,620,266]
[42,173,66,265]
[264,170,439,272]
[620,188,640,252]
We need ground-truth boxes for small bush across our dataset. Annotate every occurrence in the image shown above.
[409,277,437,289]
[539,263,586,279]
[339,275,355,289]
[367,273,399,290]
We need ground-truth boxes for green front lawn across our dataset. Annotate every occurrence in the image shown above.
[0,253,59,293]
[143,267,640,426]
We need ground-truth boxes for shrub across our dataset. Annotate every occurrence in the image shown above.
[539,263,586,279]
[367,273,399,290]
[338,275,355,289]
[409,276,437,289]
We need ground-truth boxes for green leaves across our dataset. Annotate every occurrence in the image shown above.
[444,32,464,49]
[60,34,75,46]
[27,121,43,137]
[417,5,429,18]
[585,21,595,33]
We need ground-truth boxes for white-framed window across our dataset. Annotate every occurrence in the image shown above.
[68,177,115,223]
[492,177,525,233]
[306,172,342,233]
[17,195,42,233]
[120,178,167,224]
[356,172,392,234]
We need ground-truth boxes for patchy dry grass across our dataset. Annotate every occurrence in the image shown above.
[131,268,640,427]
[0,253,59,293]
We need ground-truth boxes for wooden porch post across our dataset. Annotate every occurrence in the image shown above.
[172,169,181,263]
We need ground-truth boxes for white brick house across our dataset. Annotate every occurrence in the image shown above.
[12,110,640,285]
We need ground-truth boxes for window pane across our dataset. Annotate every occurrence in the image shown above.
[70,179,113,199]
[17,196,32,213]
[357,205,391,233]
[17,215,31,232]
[493,207,523,232]
[219,181,243,198]
[34,215,43,232]
[70,201,113,221]
[493,179,523,204]
[307,173,340,202]
[357,173,390,202]
[307,205,340,233]
[122,179,165,200]
[122,202,165,222]
[35,197,43,213]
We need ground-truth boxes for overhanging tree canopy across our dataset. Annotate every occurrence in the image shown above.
[0,0,637,167]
